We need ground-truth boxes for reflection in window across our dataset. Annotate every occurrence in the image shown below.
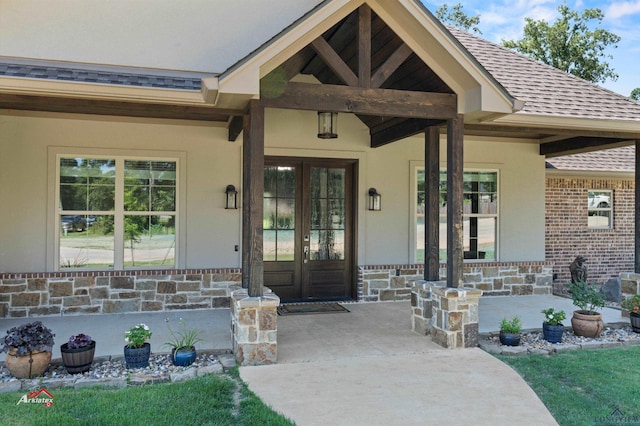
[588,190,613,229]
[58,157,177,270]
[264,166,296,261]
[416,169,498,262]
[310,168,345,260]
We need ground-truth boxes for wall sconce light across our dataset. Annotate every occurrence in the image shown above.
[368,188,381,211]
[317,111,338,139]
[225,185,238,209]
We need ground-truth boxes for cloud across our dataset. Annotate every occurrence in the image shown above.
[606,1,640,19]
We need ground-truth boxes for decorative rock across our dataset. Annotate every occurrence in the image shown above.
[0,381,21,394]
[75,378,127,389]
[170,368,197,382]
[197,364,224,376]
[601,278,622,303]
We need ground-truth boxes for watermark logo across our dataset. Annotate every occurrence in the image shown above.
[593,406,640,425]
[16,388,54,407]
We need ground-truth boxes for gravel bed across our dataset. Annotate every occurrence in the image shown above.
[482,325,640,354]
[0,352,226,383]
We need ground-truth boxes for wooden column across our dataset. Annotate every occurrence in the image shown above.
[242,100,265,297]
[424,126,440,281]
[636,139,640,273]
[446,114,464,287]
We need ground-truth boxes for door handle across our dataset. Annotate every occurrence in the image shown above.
[304,245,309,263]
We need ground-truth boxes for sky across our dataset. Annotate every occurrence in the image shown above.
[421,0,640,97]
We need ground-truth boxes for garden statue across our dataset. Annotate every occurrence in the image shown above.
[569,256,588,283]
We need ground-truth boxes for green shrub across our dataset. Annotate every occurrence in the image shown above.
[500,316,522,334]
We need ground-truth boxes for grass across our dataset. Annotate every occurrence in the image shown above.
[498,346,640,425]
[0,368,294,426]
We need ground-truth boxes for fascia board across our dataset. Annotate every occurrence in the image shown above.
[0,76,206,105]
[494,113,640,134]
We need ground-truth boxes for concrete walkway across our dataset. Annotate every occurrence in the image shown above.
[240,301,560,426]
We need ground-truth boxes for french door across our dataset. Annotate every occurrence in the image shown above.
[263,157,356,301]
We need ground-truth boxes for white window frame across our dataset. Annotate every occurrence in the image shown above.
[587,189,613,230]
[410,162,499,263]
[48,147,186,271]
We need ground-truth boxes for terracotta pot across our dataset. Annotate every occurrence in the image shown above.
[571,310,604,338]
[4,349,52,379]
[61,340,96,374]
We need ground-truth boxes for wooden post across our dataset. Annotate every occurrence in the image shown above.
[447,114,464,287]
[424,126,440,281]
[242,100,265,297]
[636,140,640,273]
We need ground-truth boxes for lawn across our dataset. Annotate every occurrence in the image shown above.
[498,346,640,425]
[0,369,294,426]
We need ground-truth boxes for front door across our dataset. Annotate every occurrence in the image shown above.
[263,157,356,301]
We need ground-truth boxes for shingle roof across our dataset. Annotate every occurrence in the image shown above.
[545,146,635,172]
[449,27,640,122]
[0,60,205,91]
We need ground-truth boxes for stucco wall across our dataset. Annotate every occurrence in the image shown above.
[0,108,546,273]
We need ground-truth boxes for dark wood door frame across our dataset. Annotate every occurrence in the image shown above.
[263,157,358,301]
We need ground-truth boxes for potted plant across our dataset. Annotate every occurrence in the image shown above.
[164,318,204,367]
[60,333,96,374]
[621,294,640,333]
[499,316,522,346]
[541,308,566,343]
[124,323,152,369]
[568,280,605,338]
[1,321,55,378]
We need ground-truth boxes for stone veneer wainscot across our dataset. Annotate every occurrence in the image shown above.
[359,262,553,302]
[0,269,241,318]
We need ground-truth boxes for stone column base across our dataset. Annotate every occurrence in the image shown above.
[411,280,445,335]
[431,287,482,349]
[231,288,280,366]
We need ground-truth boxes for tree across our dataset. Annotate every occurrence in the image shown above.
[435,3,482,35]
[502,5,620,84]
[631,88,640,102]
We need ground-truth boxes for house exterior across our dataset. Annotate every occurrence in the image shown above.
[1,0,640,362]
[546,146,635,292]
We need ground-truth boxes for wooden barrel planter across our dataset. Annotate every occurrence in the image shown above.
[61,340,96,374]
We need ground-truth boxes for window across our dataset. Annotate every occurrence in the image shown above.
[588,190,613,229]
[415,168,498,262]
[57,156,178,270]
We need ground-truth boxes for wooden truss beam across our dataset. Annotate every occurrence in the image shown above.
[260,81,457,120]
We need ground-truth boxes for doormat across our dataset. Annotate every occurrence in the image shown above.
[277,302,350,316]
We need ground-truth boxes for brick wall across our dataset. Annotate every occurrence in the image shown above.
[359,261,553,301]
[546,176,635,291]
[0,269,241,318]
